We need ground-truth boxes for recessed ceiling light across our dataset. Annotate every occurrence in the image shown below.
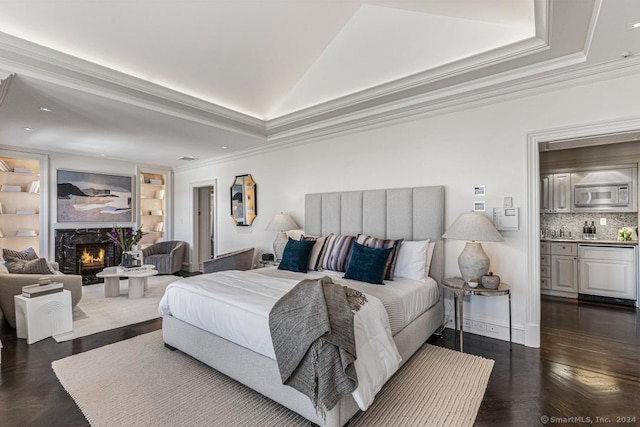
[631,21,640,29]
[23,127,34,131]
[222,146,228,150]
[39,107,52,112]
[177,155,198,161]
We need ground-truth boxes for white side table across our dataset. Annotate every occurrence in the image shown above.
[14,290,73,344]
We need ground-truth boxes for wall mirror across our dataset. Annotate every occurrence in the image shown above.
[230,174,257,226]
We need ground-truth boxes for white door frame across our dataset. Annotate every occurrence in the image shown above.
[190,179,217,272]
[525,115,640,348]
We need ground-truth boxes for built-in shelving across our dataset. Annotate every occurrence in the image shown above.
[139,171,167,249]
[0,155,42,254]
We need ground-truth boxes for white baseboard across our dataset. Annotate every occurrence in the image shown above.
[444,314,519,344]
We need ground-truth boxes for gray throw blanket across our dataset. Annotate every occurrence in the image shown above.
[269,276,367,417]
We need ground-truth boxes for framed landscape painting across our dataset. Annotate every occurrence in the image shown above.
[57,170,133,222]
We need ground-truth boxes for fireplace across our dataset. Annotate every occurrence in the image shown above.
[55,228,124,285]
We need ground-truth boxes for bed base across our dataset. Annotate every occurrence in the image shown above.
[162,300,443,427]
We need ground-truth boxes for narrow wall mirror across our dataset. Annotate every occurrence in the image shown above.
[230,174,257,226]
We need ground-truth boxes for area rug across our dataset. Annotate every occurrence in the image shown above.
[52,330,494,427]
[53,275,180,342]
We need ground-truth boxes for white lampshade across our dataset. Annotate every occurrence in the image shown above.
[442,212,503,282]
[266,213,299,261]
[265,213,299,232]
[442,212,504,242]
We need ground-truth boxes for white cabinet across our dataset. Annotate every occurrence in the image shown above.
[540,241,551,290]
[578,245,636,300]
[540,174,554,213]
[552,173,572,213]
[540,173,571,213]
[541,242,578,297]
[551,255,578,293]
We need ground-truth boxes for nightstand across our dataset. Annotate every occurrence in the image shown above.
[441,277,512,353]
[258,260,280,268]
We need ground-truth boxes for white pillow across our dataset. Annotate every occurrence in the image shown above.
[394,240,429,281]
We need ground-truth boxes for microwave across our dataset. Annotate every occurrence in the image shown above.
[574,184,630,208]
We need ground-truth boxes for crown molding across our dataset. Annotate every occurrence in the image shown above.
[0,72,14,108]
[267,37,549,130]
[259,54,640,148]
[0,32,266,139]
[265,51,589,143]
[176,55,640,172]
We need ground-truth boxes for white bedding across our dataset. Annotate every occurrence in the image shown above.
[158,269,436,409]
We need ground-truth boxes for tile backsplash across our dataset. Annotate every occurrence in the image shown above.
[541,213,638,240]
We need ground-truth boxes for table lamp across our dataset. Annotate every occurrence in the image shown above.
[266,213,299,260]
[442,212,504,283]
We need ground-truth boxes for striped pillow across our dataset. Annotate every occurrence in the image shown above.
[356,234,403,280]
[6,257,55,274]
[3,247,38,262]
[300,234,331,271]
[318,234,356,272]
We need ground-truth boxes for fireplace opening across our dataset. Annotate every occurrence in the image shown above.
[76,243,115,283]
[77,244,112,272]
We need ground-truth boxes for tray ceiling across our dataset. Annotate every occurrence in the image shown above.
[0,0,638,167]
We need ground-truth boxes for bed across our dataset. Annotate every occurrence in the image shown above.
[160,186,445,426]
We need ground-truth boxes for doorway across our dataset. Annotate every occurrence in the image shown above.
[526,119,640,348]
[191,180,217,272]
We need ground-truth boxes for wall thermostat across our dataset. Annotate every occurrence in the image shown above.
[493,207,519,231]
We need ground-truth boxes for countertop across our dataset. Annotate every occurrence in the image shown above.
[541,237,638,246]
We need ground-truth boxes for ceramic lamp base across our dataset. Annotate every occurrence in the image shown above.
[458,241,490,283]
[273,232,289,261]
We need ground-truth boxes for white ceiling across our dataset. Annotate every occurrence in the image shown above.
[0,0,639,168]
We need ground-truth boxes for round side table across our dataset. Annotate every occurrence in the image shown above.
[441,277,512,352]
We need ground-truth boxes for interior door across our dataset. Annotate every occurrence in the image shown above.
[198,186,214,266]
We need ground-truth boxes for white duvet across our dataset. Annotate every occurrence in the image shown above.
[158,269,402,410]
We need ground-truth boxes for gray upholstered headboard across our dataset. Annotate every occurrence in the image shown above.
[305,186,445,285]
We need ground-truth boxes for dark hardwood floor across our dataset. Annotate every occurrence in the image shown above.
[0,297,638,426]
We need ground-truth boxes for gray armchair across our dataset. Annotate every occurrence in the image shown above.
[142,241,187,275]
[202,248,255,274]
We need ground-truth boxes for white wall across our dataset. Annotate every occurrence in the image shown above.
[173,71,640,346]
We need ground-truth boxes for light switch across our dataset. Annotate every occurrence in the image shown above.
[600,218,607,226]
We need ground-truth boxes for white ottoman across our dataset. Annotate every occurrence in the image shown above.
[15,290,73,344]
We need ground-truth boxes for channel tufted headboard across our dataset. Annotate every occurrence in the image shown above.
[304,186,445,285]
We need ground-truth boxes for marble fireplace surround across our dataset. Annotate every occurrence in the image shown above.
[55,228,125,285]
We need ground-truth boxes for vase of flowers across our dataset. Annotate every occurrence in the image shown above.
[108,226,144,267]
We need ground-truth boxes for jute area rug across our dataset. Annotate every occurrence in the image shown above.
[53,275,180,342]
[53,330,494,427]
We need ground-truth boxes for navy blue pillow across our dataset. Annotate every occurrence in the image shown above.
[277,238,316,273]
[343,242,392,285]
